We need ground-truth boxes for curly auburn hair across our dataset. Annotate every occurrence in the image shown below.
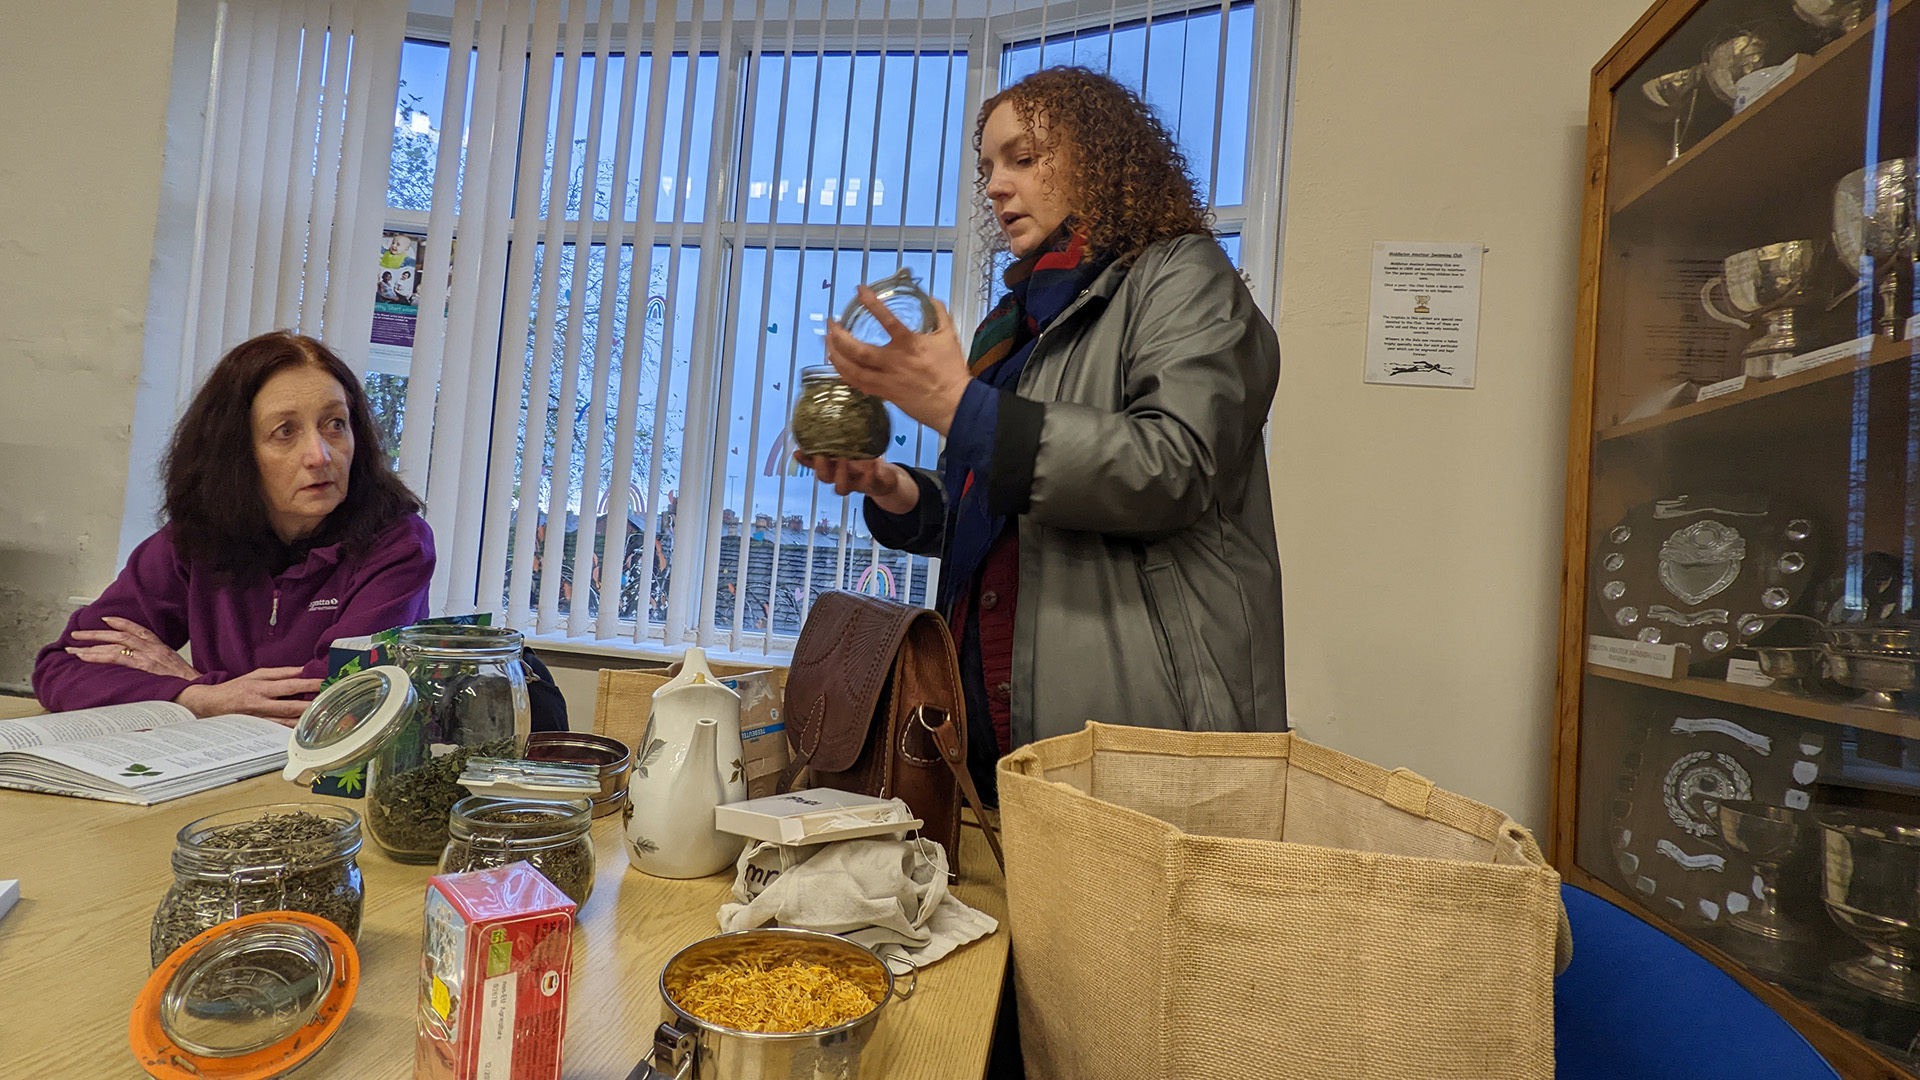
[973,66,1213,272]
[164,331,421,579]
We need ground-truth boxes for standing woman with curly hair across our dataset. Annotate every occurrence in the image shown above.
[34,332,434,721]
[803,67,1286,801]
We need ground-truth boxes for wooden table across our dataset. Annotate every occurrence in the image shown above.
[0,727,1008,1077]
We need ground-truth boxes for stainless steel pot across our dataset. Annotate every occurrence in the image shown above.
[627,928,913,1080]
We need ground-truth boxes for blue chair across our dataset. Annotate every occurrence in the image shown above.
[1555,883,1842,1079]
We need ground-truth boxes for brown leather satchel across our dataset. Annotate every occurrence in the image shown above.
[783,591,1002,871]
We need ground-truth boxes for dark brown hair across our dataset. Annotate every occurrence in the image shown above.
[973,66,1213,271]
[164,331,421,577]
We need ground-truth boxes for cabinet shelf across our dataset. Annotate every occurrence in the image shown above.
[1598,337,1915,441]
[1589,664,1920,741]
[1610,0,1920,241]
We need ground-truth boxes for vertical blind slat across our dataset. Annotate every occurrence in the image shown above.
[298,0,353,342]
[192,1,253,379]
[513,0,591,632]
[178,1,232,409]
[396,0,477,494]
[732,0,804,653]
[574,0,657,638]
[479,0,567,618]
[248,2,302,336]
[642,0,716,641]
[553,0,622,637]
[274,0,332,330]
[220,1,278,351]
[325,0,407,374]
[425,0,514,611]
[630,0,710,640]
[446,0,536,611]
[761,0,838,653]
[672,0,747,645]
[545,0,619,636]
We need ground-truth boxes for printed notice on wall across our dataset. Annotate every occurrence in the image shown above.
[1364,241,1484,388]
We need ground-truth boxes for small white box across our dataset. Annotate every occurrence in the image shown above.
[714,788,921,846]
[0,879,18,923]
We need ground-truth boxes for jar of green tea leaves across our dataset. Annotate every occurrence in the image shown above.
[365,626,532,863]
[149,803,364,967]
[439,796,596,907]
[790,267,938,461]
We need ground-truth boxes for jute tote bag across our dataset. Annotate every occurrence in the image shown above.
[998,722,1570,1080]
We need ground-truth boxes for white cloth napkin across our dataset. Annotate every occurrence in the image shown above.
[718,837,998,967]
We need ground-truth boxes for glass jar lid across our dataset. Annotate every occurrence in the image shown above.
[397,624,524,660]
[131,911,358,1080]
[457,757,601,799]
[837,267,937,346]
[282,666,417,784]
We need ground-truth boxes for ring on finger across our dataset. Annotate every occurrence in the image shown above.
[121,647,133,656]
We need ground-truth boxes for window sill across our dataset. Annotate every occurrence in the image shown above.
[517,630,793,670]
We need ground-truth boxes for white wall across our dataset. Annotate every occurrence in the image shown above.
[1273,0,1647,831]
[0,0,179,689]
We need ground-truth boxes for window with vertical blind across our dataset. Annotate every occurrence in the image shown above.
[376,0,1288,660]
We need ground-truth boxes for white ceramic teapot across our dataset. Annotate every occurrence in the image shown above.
[623,647,748,878]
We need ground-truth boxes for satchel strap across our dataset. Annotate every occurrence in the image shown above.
[917,705,1005,872]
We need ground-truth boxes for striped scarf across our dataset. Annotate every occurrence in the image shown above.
[941,223,1106,609]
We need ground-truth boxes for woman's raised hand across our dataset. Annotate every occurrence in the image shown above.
[824,285,971,437]
[795,453,921,514]
[176,667,326,725]
[66,617,200,681]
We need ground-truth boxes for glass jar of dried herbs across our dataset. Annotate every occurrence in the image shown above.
[791,367,892,460]
[365,626,532,863]
[439,796,597,907]
[149,804,364,967]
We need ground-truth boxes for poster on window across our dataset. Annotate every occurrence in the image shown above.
[369,231,421,377]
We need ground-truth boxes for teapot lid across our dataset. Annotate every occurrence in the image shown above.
[282,665,417,784]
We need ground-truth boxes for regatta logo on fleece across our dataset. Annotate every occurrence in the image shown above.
[307,598,341,612]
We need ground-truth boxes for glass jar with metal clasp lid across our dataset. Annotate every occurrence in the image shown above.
[789,268,939,460]
[438,794,598,908]
[148,803,365,968]
[281,626,533,864]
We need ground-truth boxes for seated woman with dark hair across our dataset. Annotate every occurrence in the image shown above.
[33,331,434,722]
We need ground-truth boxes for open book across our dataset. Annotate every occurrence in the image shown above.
[0,701,291,806]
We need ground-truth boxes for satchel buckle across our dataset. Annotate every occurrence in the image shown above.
[913,706,962,763]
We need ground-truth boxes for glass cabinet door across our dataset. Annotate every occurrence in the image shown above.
[1567,0,1920,1072]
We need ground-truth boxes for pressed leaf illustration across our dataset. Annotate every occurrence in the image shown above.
[121,763,162,777]
[334,765,365,794]
[630,836,660,857]
[730,758,744,784]
[634,737,668,779]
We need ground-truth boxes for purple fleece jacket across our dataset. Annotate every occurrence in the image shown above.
[32,515,434,712]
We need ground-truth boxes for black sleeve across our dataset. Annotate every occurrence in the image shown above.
[863,467,947,558]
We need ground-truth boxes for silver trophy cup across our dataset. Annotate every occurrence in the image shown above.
[1716,801,1813,941]
[1793,0,1869,38]
[1821,810,1920,1004]
[1833,157,1917,340]
[1703,28,1772,107]
[1639,65,1705,164]
[1699,239,1831,376]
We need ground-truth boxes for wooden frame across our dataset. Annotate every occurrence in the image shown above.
[1554,0,1920,1075]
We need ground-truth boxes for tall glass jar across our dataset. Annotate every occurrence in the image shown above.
[365,626,532,862]
[149,803,364,967]
[438,796,596,907]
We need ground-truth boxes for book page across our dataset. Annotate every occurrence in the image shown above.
[10,715,288,789]
[0,700,195,751]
